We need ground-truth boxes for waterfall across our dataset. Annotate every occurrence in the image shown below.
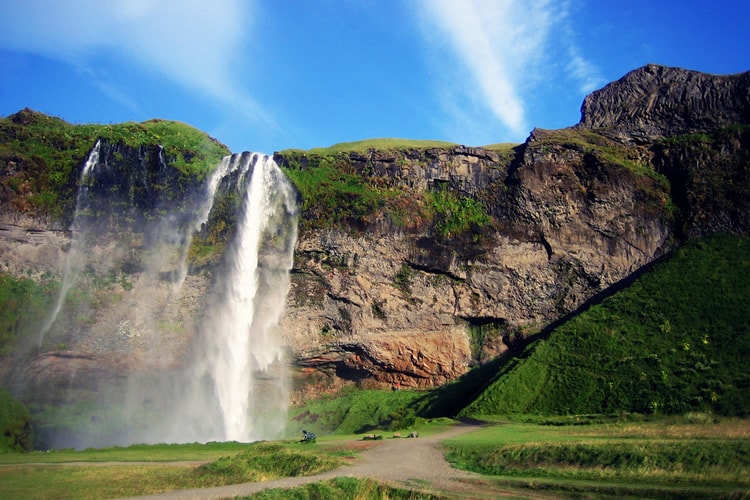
[205,153,298,441]
[38,139,101,345]
[36,143,299,448]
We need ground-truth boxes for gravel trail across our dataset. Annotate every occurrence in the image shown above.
[120,422,504,499]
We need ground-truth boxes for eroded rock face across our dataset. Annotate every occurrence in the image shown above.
[280,130,673,393]
[578,64,750,142]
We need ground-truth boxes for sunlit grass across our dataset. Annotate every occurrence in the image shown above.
[282,138,458,155]
[0,441,248,464]
[443,418,750,496]
[0,441,340,499]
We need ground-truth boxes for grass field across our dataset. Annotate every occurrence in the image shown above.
[443,416,750,498]
[2,416,748,499]
[0,440,342,499]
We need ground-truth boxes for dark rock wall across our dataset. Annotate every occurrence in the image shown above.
[578,64,750,142]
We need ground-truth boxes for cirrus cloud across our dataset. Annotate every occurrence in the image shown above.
[0,0,272,126]
[416,0,602,141]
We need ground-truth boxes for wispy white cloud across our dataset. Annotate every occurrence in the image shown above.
[415,0,601,140]
[0,0,272,127]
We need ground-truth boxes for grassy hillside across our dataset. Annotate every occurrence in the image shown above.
[280,137,458,155]
[460,233,750,417]
[0,109,229,222]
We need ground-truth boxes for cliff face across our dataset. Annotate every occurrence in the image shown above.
[1,64,749,401]
[277,64,750,397]
[279,132,674,395]
[578,64,750,142]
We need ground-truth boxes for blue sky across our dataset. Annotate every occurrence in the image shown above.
[1,0,748,154]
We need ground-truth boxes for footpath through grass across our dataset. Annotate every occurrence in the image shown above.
[2,417,749,498]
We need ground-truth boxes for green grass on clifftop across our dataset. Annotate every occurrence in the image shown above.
[281,137,458,155]
[461,233,750,418]
[0,109,229,221]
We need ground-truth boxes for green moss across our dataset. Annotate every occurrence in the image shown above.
[281,154,402,231]
[425,187,492,239]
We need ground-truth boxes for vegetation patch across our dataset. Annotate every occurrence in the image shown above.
[280,151,493,239]
[280,155,402,231]
[531,127,671,190]
[195,442,337,484]
[443,419,750,496]
[282,137,458,155]
[460,233,750,417]
[0,441,338,498]
[424,186,492,239]
[0,273,56,355]
[288,388,429,436]
[240,477,446,499]
[0,389,33,452]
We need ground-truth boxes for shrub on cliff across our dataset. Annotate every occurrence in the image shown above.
[0,389,33,452]
[0,273,56,355]
[279,144,493,238]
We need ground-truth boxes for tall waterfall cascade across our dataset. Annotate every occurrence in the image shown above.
[204,153,299,441]
[38,146,299,447]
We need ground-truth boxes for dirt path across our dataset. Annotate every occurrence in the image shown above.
[121,423,500,499]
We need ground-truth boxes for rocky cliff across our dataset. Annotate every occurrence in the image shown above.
[578,64,750,142]
[276,65,750,397]
[1,64,749,402]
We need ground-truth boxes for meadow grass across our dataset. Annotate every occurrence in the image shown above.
[2,416,749,498]
[0,441,340,499]
[237,477,447,499]
[0,441,248,464]
[443,418,750,496]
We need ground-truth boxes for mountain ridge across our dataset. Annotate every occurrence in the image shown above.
[0,63,748,417]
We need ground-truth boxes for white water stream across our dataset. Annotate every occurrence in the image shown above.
[204,153,298,441]
[39,147,298,446]
[38,139,101,345]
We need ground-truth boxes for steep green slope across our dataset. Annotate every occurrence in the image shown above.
[460,233,750,417]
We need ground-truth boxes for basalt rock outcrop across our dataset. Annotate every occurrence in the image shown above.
[1,64,749,401]
[578,64,750,142]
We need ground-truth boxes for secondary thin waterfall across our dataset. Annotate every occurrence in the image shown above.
[38,139,101,345]
[203,153,298,441]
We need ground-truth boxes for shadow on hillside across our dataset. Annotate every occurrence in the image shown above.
[412,251,672,419]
